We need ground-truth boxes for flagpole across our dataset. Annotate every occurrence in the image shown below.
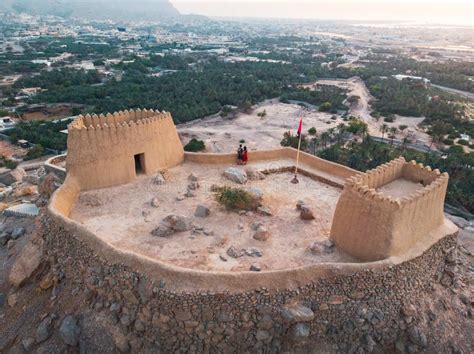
[291,112,303,184]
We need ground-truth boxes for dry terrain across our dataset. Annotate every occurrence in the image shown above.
[70,161,355,271]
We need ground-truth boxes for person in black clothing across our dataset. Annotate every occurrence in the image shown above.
[237,144,243,164]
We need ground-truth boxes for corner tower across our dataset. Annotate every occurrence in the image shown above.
[66,109,184,190]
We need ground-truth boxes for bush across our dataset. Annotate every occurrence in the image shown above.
[307,127,317,135]
[448,133,460,139]
[443,139,454,145]
[280,131,307,150]
[184,138,205,152]
[318,101,332,112]
[215,187,259,211]
[24,144,45,161]
[458,139,469,146]
[448,145,464,154]
[239,139,246,143]
[384,114,396,123]
[398,125,408,131]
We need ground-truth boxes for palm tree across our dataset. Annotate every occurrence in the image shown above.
[389,127,398,145]
[380,124,388,142]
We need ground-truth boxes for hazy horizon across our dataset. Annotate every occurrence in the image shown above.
[171,0,474,26]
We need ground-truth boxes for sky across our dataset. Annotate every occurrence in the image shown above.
[170,0,474,26]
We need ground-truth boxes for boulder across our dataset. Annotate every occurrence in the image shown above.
[245,167,266,180]
[290,323,310,339]
[300,205,315,220]
[253,225,270,241]
[281,304,315,322]
[224,167,247,184]
[188,173,199,182]
[246,187,263,202]
[296,200,306,210]
[11,227,26,240]
[60,315,80,346]
[0,168,26,186]
[188,181,200,190]
[151,215,192,237]
[257,206,272,216]
[38,173,59,197]
[152,173,166,185]
[9,239,43,287]
[194,204,210,218]
[36,315,55,343]
[308,240,334,255]
[150,197,159,208]
[245,247,263,257]
[250,263,261,272]
[227,246,244,258]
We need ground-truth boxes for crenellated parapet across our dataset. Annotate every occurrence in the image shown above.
[330,157,450,261]
[66,109,184,190]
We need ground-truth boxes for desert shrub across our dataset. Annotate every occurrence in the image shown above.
[398,124,408,131]
[24,144,45,160]
[448,133,460,139]
[280,131,308,149]
[215,187,259,211]
[1,156,17,170]
[443,139,454,145]
[384,114,396,122]
[239,139,246,143]
[318,101,332,112]
[307,127,317,135]
[184,138,205,152]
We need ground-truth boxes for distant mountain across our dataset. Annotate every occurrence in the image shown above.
[0,0,180,21]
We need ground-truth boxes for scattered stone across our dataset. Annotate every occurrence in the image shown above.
[256,329,271,341]
[0,168,26,186]
[245,167,266,180]
[176,196,185,201]
[152,173,166,185]
[21,338,35,351]
[203,228,214,236]
[194,204,210,218]
[150,197,160,208]
[0,232,10,246]
[210,184,220,192]
[10,227,26,240]
[184,189,195,198]
[308,240,335,255]
[296,200,306,210]
[227,246,244,258]
[300,205,315,220]
[38,173,59,197]
[188,181,200,190]
[250,263,261,272]
[188,173,199,182]
[253,225,270,241]
[151,215,193,237]
[290,323,310,339]
[7,293,18,307]
[281,304,315,322]
[9,239,43,287]
[247,187,263,202]
[245,247,263,257]
[257,206,273,216]
[36,316,55,343]
[238,223,244,230]
[408,325,427,348]
[224,167,247,184]
[39,272,55,290]
[219,255,227,262]
[60,315,80,346]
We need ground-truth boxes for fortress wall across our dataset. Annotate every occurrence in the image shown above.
[41,205,457,350]
[66,110,184,190]
[184,148,357,180]
[330,158,453,261]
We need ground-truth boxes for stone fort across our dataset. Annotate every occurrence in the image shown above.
[44,108,458,351]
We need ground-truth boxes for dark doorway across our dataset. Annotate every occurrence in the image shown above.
[134,153,145,175]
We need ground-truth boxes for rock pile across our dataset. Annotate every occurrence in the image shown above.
[151,215,193,237]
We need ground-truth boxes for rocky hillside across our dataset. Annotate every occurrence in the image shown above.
[0,169,473,352]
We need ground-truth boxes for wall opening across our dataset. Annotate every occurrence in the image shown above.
[134,153,145,175]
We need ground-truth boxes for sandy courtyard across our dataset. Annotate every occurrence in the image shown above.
[70,161,357,272]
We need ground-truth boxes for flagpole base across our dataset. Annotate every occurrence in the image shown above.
[291,175,299,184]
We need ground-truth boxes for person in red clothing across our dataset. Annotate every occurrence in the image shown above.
[242,146,248,165]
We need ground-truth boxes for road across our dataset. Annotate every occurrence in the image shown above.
[432,84,474,100]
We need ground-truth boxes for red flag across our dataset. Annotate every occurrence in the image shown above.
[297,117,302,135]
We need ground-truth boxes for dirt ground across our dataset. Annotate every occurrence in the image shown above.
[70,161,356,272]
[178,98,344,153]
[179,78,433,153]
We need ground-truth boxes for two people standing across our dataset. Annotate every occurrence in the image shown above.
[237,144,248,165]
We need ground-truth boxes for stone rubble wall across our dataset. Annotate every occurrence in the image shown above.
[66,109,184,191]
[330,157,450,261]
[41,214,458,352]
